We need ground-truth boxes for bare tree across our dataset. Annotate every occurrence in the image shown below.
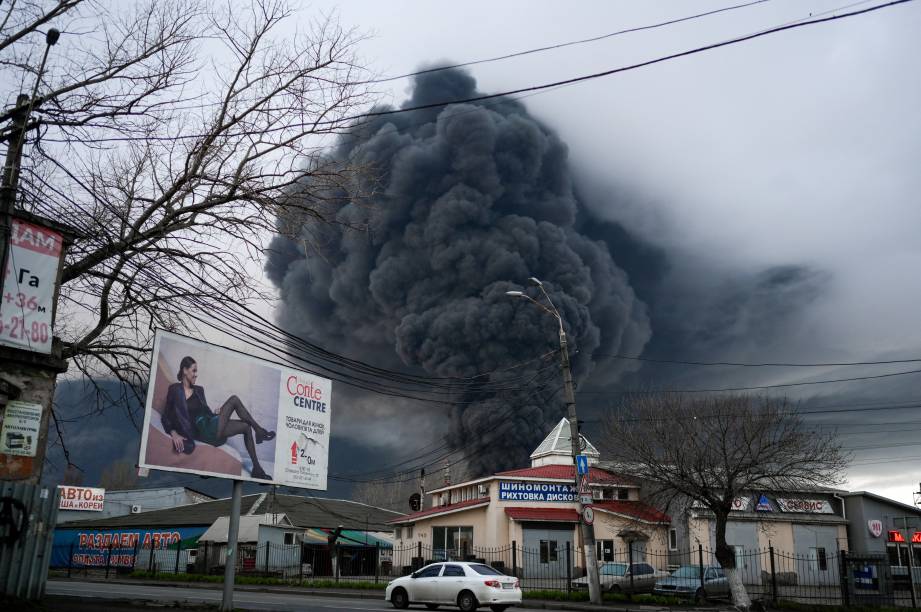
[98,458,138,490]
[2,1,372,410]
[351,479,419,514]
[602,394,848,610]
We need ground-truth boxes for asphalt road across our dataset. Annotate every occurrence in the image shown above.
[46,580,542,611]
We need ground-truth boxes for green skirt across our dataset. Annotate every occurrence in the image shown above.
[194,414,221,446]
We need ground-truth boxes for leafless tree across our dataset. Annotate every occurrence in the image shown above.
[351,478,419,514]
[601,393,848,610]
[98,458,138,489]
[2,1,373,410]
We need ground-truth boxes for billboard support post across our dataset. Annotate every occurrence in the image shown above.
[220,479,243,612]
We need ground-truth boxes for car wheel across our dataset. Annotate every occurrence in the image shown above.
[490,606,509,612]
[390,587,409,609]
[694,588,705,605]
[425,605,440,610]
[457,589,479,612]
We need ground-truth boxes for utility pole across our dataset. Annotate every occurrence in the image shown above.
[507,278,602,605]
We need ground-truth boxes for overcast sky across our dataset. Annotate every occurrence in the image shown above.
[264,0,921,503]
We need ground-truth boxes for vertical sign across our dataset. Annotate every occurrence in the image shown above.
[576,454,589,475]
[0,218,63,353]
[0,400,42,456]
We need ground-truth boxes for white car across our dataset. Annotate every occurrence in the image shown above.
[385,561,521,611]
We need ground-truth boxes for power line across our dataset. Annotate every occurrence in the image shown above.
[363,0,774,84]
[593,353,921,368]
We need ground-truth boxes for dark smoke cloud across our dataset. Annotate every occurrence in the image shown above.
[266,69,651,473]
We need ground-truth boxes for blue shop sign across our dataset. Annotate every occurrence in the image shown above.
[499,481,577,502]
[51,526,207,568]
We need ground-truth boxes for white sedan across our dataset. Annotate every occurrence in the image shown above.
[386,561,521,611]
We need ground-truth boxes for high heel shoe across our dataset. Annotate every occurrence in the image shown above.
[256,428,275,444]
[251,466,272,480]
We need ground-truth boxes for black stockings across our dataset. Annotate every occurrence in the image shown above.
[216,395,266,471]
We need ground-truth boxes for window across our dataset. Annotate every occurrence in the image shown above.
[669,528,678,551]
[416,564,443,578]
[705,569,718,581]
[540,540,559,564]
[443,564,466,577]
[284,532,295,546]
[406,525,414,539]
[592,489,604,500]
[888,544,910,567]
[618,489,630,500]
[809,547,828,572]
[470,564,503,576]
[731,545,746,570]
[913,546,921,568]
[432,526,473,560]
[394,527,402,540]
[596,540,615,562]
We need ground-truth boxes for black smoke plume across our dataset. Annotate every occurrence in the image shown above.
[266,69,652,473]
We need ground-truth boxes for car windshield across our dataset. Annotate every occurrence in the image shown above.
[469,564,503,576]
[672,566,702,578]
[600,563,628,576]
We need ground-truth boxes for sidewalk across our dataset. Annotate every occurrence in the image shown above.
[50,576,737,612]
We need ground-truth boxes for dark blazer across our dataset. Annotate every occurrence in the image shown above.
[161,383,210,454]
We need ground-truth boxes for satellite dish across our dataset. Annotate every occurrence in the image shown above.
[409,493,421,512]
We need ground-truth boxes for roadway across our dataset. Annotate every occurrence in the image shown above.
[46,580,546,611]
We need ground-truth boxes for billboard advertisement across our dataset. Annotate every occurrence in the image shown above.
[58,486,105,511]
[0,218,63,353]
[138,330,331,489]
[52,526,207,568]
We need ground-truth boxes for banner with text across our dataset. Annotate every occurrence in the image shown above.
[138,330,331,489]
[58,486,105,511]
[499,481,578,502]
[52,527,207,568]
[0,218,63,353]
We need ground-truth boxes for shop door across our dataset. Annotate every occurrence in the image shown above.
[522,524,574,579]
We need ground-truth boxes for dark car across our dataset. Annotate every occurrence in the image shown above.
[653,565,729,602]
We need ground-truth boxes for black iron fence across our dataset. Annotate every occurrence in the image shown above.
[49,540,921,607]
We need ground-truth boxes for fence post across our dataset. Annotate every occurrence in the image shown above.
[629,542,635,597]
[698,544,706,600]
[105,541,113,579]
[769,545,778,605]
[512,541,518,578]
[840,550,850,608]
[67,543,74,578]
[908,541,918,609]
[335,544,340,583]
[132,540,139,572]
[299,545,304,582]
[264,542,270,575]
[175,540,182,575]
[148,541,156,576]
[375,543,380,584]
[566,543,572,594]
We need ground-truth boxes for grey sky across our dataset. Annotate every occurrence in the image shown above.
[271,0,921,502]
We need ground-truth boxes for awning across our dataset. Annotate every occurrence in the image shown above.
[504,507,580,522]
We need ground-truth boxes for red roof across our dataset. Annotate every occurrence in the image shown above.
[496,465,633,485]
[387,497,489,524]
[592,501,670,524]
[504,507,580,522]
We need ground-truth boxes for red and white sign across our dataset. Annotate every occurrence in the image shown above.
[58,486,105,511]
[776,498,834,514]
[868,520,883,538]
[0,218,63,353]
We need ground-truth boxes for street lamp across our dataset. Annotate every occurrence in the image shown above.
[506,278,603,605]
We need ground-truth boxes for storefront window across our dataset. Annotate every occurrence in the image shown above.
[887,544,910,567]
[432,526,473,560]
[913,546,921,568]
[540,540,558,564]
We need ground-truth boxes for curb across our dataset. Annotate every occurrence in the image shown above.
[51,578,735,611]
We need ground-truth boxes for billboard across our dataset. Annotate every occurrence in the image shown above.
[52,526,206,568]
[58,486,105,511]
[138,330,331,489]
[0,218,63,353]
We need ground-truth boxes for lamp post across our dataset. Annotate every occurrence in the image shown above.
[507,277,602,605]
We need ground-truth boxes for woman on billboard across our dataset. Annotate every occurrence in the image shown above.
[162,356,275,480]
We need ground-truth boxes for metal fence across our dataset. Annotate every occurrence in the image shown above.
[49,539,921,607]
[1,482,59,600]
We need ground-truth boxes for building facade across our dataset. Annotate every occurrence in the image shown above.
[389,419,670,577]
